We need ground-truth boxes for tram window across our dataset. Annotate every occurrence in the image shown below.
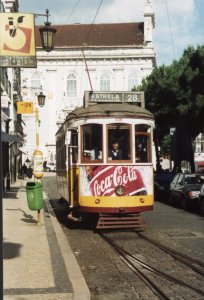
[71,130,78,163]
[81,124,103,162]
[135,124,151,163]
[107,123,131,162]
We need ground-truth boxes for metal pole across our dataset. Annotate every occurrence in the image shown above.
[35,103,39,148]
[0,71,3,299]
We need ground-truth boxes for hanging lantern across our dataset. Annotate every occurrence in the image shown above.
[39,9,57,53]
[37,92,46,107]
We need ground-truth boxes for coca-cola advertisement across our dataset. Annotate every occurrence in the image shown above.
[80,165,153,196]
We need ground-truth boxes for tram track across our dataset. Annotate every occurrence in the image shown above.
[137,231,204,277]
[98,230,204,300]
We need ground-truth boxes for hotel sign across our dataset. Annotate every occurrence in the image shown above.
[0,13,37,68]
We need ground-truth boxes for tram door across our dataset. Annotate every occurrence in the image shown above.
[67,130,79,207]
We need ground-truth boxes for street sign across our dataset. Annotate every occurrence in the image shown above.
[17,101,34,114]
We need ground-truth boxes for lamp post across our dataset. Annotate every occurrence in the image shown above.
[33,91,46,225]
[0,9,56,299]
[33,91,46,181]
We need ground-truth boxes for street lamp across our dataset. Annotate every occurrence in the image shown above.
[37,91,46,107]
[39,9,57,53]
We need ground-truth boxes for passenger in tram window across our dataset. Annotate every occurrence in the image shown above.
[109,141,123,160]
[136,136,148,162]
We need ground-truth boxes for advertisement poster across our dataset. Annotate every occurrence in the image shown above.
[0,13,36,67]
[33,153,43,178]
[80,165,153,197]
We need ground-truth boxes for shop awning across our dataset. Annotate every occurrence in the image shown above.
[18,147,27,154]
[1,132,23,143]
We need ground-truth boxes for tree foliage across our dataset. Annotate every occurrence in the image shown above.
[139,45,204,171]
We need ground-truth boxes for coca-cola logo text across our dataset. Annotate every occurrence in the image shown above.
[88,166,146,196]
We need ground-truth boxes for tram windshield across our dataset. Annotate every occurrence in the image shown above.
[81,123,152,163]
[107,123,131,162]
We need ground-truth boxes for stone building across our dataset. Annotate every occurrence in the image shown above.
[21,0,155,163]
[1,0,24,187]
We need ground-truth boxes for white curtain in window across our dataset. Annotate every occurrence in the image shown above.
[67,74,77,97]
[100,73,110,91]
[31,73,41,96]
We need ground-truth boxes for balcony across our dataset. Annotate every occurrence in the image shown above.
[0,68,11,98]
[14,119,24,136]
[0,2,5,12]
[2,107,10,117]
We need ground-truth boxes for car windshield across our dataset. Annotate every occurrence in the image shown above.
[185,175,204,184]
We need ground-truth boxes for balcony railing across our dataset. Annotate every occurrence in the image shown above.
[2,107,10,117]
[0,1,5,12]
[0,68,11,98]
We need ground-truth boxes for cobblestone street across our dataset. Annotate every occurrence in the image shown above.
[42,174,204,300]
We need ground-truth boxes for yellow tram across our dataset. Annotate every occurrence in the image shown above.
[56,91,155,228]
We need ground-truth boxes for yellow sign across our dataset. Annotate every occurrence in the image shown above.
[17,101,34,114]
[0,13,37,67]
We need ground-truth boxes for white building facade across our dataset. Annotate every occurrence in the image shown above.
[21,0,155,163]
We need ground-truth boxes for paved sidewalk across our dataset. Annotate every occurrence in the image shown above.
[3,179,90,300]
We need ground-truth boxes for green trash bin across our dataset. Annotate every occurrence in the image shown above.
[26,182,44,210]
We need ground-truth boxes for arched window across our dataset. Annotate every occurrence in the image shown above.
[128,73,139,91]
[67,74,77,97]
[31,73,41,96]
[100,73,110,91]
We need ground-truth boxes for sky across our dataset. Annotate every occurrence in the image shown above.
[19,0,204,66]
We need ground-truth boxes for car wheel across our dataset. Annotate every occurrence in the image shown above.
[180,197,187,210]
[46,167,51,172]
[200,200,204,216]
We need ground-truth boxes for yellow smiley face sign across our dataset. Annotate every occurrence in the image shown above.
[0,13,37,67]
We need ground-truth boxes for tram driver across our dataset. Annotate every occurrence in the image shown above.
[109,141,123,160]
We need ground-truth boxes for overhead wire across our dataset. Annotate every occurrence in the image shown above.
[83,0,104,46]
[64,0,104,92]
[66,0,81,23]
[82,0,104,91]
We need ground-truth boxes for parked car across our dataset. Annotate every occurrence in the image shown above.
[45,162,56,172]
[199,184,204,215]
[154,171,175,202]
[169,173,204,210]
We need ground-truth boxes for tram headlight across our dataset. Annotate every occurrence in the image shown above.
[115,185,125,196]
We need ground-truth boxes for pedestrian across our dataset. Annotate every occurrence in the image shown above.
[26,167,33,179]
[21,164,27,179]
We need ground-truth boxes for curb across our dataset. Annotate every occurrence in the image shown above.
[44,193,90,300]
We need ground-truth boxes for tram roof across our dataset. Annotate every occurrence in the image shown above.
[66,103,154,121]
